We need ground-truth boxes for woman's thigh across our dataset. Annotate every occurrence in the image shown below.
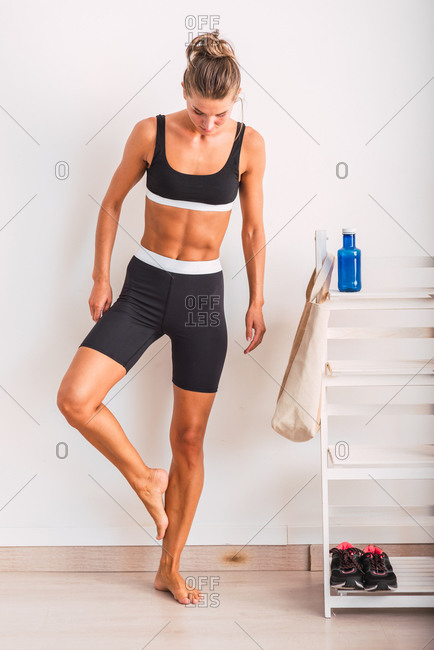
[164,270,227,394]
[78,256,169,374]
[61,255,170,411]
[57,346,127,413]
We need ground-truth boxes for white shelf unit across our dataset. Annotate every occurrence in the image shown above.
[318,251,434,617]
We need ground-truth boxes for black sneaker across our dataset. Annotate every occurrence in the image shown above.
[361,544,398,591]
[329,541,364,589]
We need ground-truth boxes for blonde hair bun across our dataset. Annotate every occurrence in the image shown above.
[183,29,241,101]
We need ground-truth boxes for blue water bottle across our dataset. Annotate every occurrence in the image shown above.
[338,228,361,292]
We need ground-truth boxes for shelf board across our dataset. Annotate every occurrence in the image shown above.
[328,444,434,467]
[326,445,434,479]
[327,326,434,339]
[328,505,434,527]
[327,294,434,310]
[323,373,434,386]
[326,466,434,479]
[323,359,434,386]
[326,359,434,374]
[329,289,434,300]
[327,403,434,416]
[327,593,434,608]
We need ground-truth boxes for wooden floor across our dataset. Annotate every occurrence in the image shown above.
[0,570,433,649]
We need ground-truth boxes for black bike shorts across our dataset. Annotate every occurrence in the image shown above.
[78,245,228,393]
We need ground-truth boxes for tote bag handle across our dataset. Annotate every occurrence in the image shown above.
[306,252,334,304]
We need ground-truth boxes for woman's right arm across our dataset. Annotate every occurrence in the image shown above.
[88,119,152,322]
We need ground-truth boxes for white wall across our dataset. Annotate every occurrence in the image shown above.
[1,0,433,546]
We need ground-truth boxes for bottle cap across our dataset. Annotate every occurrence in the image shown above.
[342,228,356,234]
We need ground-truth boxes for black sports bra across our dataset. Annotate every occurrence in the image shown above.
[146,114,246,212]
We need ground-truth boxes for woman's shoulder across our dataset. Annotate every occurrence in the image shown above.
[128,117,160,167]
[242,125,265,162]
[134,115,159,133]
[242,124,264,145]
[238,125,265,178]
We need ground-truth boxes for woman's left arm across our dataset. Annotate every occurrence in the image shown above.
[238,127,266,354]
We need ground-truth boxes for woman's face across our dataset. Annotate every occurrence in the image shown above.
[182,85,241,134]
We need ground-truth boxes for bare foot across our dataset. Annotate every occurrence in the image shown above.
[154,566,203,605]
[135,468,169,540]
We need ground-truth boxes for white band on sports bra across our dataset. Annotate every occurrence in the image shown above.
[146,187,234,213]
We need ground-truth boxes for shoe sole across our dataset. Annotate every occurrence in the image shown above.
[330,579,365,590]
[363,581,398,591]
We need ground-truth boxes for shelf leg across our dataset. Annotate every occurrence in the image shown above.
[320,381,331,618]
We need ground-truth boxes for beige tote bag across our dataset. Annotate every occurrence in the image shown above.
[271,253,335,442]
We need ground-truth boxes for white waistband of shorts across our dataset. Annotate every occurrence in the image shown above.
[134,245,222,274]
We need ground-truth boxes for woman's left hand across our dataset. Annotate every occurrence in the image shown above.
[244,302,266,353]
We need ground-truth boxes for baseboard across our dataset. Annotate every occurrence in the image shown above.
[1,543,432,572]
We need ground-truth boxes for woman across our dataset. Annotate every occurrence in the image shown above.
[57,29,266,606]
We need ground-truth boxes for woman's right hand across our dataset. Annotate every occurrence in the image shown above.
[89,279,113,322]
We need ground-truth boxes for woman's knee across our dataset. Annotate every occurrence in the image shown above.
[57,381,97,426]
[171,426,205,466]
[57,347,125,426]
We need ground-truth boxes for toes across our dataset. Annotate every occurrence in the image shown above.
[190,589,202,604]
[186,590,197,604]
[173,589,190,605]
